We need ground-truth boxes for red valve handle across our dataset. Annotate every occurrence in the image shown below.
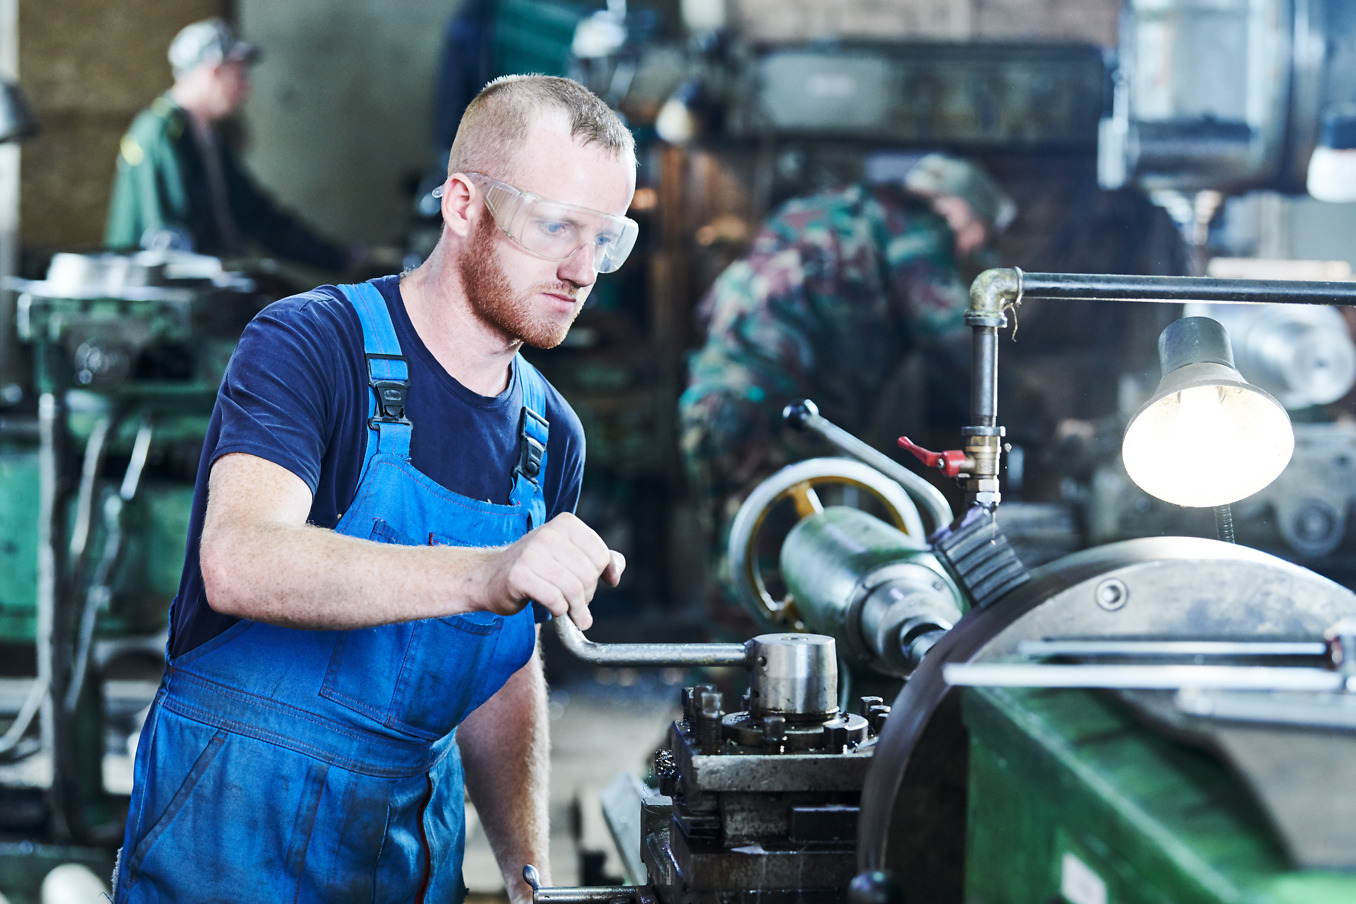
[898,436,968,478]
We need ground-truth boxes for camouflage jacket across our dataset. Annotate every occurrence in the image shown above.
[678,181,970,551]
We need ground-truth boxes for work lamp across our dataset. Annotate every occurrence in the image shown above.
[1122,316,1294,509]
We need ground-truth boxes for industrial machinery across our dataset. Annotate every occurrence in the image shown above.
[528,270,1356,904]
[0,250,266,881]
[1099,0,1356,198]
[539,626,886,903]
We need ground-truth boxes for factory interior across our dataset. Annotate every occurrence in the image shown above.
[6,0,1356,901]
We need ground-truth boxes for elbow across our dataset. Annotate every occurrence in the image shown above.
[199,527,249,618]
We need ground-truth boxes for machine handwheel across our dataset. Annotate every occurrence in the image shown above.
[727,457,926,631]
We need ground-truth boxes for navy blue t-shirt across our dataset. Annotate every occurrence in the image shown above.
[168,274,586,658]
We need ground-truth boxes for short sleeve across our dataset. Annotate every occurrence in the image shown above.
[210,291,363,493]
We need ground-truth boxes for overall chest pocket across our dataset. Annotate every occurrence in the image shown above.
[321,615,506,741]
[319,519,523,740]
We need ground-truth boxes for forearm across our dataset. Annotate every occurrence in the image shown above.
[199,452,622,631]
[201,516,503,629]
[460,648,551,904]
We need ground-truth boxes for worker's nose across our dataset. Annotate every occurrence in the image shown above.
[558,243,599,288]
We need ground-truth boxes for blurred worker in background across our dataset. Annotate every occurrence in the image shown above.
[105,18,352,271]
[678,154,1015,602]
[111,75,635,903]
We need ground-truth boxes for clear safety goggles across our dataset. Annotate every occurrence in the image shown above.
[453,172,638,274]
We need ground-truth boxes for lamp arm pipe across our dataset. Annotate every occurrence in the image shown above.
[550,615,753,668]
[969,268,1356,311]
[969,323,1000,429]
[963,265,1356,440]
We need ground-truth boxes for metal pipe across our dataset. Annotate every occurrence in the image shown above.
[551,616,752,668]
[968,324,1000,429]
[970,268,1356,311]
[960,268,1356,511]
[35,393,58,775]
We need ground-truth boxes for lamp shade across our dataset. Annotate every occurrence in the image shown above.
[1122,317,1294,508]
[0,79,38,144]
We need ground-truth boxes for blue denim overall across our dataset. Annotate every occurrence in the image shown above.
[114,281,547,902]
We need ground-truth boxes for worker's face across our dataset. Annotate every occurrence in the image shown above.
[208,59,252,120]
[931,195,991,261]
[460,119,635,349]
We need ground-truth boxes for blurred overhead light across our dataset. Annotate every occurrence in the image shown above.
[1307,108,1356,203]
[1122,317,1294,508]
[655,79,702,145]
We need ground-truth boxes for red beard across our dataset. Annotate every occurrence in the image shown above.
[460,213,582,350]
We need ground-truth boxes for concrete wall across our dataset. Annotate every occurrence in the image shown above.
[18,0,225,253]
[238,0,457,247]
[16,0,455,255]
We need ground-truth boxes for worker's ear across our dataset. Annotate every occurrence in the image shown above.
[439,174,478,239]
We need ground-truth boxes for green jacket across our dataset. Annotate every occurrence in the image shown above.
[106,95,346,270]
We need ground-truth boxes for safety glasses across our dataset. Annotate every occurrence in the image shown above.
[458,172,638,274]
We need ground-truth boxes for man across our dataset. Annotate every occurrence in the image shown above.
[112,75,636,903]
[678,154,1015,595]
[105,18,349,270]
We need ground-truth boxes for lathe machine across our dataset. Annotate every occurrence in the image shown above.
[525,270,1356,904]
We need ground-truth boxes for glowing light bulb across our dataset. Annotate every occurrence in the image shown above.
[1124,380,1293,508]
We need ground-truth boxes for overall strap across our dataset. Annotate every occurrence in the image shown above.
[337,282,412,463]
[510,354,550,530]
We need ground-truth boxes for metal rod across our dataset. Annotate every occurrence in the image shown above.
[551,616,751,668]
[533,887,651,903]
[944,662,1350,692]
[35,393,57,764]
[1176,688,1356,729]
[1017,639,1330,659]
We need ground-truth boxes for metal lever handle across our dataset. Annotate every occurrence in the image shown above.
[551,615,751,668]
[523,863,658,903]
[897,435,969,479]
[783,399,954,533]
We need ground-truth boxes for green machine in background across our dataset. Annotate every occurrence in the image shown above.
[0,251,266,875]
[0,416,196,643]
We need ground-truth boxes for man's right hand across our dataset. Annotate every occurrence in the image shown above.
[485,512,625,630]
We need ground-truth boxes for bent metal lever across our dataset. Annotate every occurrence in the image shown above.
[550,614,751,668]
[782,398,953,533]
[523,863,658,903]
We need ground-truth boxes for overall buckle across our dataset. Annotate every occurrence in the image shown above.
[515,407,549,483]
[366,353,411,427]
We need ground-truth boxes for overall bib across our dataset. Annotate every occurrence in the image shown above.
[114,281,547,902]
